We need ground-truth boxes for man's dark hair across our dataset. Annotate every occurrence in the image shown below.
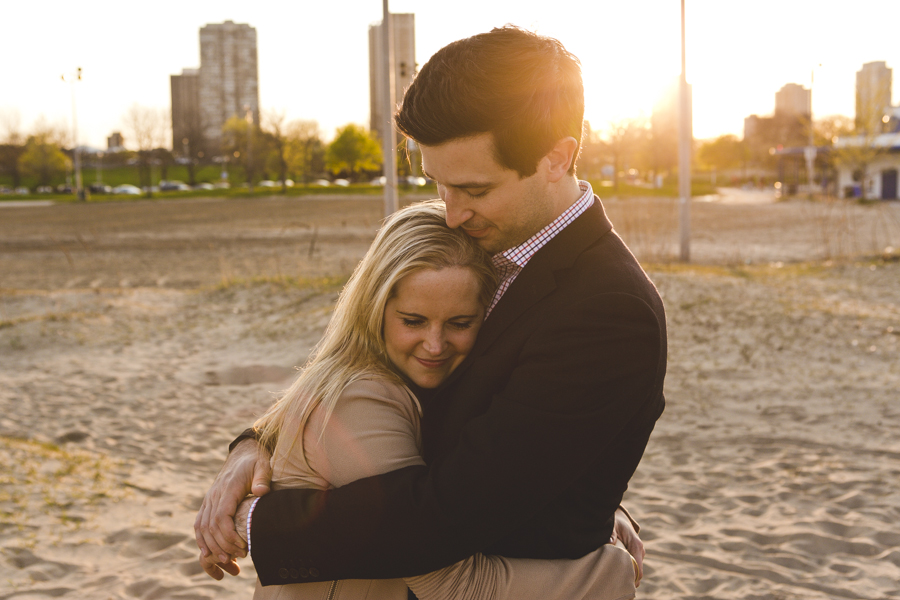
[395,25,584,178]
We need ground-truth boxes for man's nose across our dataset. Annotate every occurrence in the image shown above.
[439,186,473,229]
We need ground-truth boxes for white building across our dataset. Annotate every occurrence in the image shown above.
[834,132,900,199]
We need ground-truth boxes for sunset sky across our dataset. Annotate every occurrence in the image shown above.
[2,0,898,149]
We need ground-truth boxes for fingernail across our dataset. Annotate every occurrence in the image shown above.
[201,548,210,557]
[219,554,228,563]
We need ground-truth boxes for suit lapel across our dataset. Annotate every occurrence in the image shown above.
[437,197,613,390]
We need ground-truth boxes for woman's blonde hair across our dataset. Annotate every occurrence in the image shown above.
[253,200,497,466]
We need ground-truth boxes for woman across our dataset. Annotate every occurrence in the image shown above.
[243,200,640,599]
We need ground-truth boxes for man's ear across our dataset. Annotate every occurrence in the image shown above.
[543,137,579,182]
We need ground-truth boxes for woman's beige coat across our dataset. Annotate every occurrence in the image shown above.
[252,377,637,600]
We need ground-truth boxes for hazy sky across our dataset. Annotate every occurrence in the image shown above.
[2,0,898,149]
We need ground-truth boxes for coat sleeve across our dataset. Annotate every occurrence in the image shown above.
[286,378,638,600]
[250,292,663,585]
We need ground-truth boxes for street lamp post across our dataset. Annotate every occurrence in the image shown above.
[381,0,399,216]
[805,66,820,199]
[62,67,85,201]
[678,0,692,262]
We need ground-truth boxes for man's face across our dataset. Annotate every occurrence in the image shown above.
[419,133,557,254]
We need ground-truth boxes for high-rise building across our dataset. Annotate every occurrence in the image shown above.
[856,61,892,133]
[368,13,416,143]
[171,68,201,155]
[107,132,124,151]
[171,21,260,156]
[774,83,810,119]
[200,20,259,154]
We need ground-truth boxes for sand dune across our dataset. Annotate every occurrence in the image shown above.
[1,193,899,599]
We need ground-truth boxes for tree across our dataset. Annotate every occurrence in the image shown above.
[0,110,25,188]
[601,118,650,190]
[18,126,70,188]
[263,109,292,191]
[835,76,892,200]
[222,115,270,186]
[122,104,168,195]
[696,135,747,173]
[285,119,324,184]
[325,124,382,182]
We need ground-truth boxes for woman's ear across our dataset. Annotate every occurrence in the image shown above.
[543,137,579,182]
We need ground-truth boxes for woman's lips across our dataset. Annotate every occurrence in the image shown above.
[415,357,450,369]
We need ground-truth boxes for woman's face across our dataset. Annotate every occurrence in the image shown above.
[383,266,486,389]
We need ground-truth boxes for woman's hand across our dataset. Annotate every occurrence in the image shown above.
[609,506,644,586]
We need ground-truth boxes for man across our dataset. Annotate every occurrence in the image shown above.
[195,25,666,590]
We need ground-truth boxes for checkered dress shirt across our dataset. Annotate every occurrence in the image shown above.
[486,180,595,317]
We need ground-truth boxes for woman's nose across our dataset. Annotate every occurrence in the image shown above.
[421,327,446,355]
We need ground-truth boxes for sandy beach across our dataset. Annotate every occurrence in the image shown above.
[1,190,899,599]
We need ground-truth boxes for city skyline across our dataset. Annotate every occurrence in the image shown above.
[2,0,898,150]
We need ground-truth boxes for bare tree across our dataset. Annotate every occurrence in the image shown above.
[263,109,290,191]
[122,104,168,195]
[603,118,650,190]
[285,120,324,185]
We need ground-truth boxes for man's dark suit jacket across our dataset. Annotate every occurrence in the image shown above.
[249,197,667,585]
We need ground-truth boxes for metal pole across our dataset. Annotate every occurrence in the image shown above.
[245,105,254,194]
[382,0,399,216]
[678,0,691,262]
[804,68,817,199]
[66,67,85,201]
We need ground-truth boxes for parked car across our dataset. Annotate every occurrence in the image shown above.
[159,180,191,191]
[36,186,54,194]
[15,187,30,195]
[213,181,231,189]
[405,176,427,186]
[370,176,386,186]
[113,184,142,195]
[258,180,277,187]
[333,179,350,187]
[193,182,215,190]
[90,183,112,194]
[312,179,331,187]
[56,184,74,194]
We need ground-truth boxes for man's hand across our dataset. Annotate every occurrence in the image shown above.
[194,437,272,579]
[609,507,644,586]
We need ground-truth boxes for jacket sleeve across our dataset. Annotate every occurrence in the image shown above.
[251,292,663,585]
[277,378,638,600]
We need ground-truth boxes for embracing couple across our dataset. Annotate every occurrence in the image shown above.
[195,25,667,600]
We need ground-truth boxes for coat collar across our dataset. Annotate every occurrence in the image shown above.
[437,196,613,390]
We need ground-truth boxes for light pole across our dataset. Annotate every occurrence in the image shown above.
[62,67,84,201]
[381,0,399,216]
[804,65,820,199]
[244,105,254,193]
[678,0,692,262]
[96,151,104,186]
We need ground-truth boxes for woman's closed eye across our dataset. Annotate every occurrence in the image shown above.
[401,318,425,327]
[448,320,474,330]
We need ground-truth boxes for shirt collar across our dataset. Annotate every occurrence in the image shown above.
[495,180,595,268]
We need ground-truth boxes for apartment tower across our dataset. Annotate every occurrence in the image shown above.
[199,20,259,154]
[856,61,893,133]
[368,13,416,144]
